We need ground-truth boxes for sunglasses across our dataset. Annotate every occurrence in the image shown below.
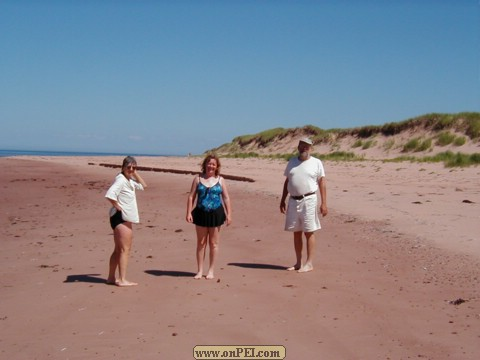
[126,165,137,170]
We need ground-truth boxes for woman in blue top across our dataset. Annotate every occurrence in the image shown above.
[186,154,232,279]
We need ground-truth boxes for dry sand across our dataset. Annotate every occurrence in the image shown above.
[1,155,479,359]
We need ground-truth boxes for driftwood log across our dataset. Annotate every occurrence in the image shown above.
[97,163,255,183]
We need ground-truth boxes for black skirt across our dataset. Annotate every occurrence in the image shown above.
[192,206,226,227]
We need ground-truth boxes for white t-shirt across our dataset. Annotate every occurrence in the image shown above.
[105,173,144,223]
[284,156,325,197]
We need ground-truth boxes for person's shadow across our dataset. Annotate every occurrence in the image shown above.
[145,270,196,277]
[64,274,106,284]
[228,263,288,270]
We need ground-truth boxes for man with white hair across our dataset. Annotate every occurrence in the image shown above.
[280,137,328,272]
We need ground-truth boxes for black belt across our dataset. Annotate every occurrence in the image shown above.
[291,191,316,200]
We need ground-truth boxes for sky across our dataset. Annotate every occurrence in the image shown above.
[1,0,479,156]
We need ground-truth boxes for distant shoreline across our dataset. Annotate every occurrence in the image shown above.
[0,149,186,158]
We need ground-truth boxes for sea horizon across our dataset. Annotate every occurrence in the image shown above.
[0,149,183,158]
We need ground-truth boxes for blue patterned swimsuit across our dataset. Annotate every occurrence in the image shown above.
[197,180,223,211]
[192,177,226,227]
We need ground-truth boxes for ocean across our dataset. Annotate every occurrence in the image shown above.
[0,149,171,158]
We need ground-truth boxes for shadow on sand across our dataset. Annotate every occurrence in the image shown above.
[145,270,196,277]
[228,263,288,271]
[64,274,106,284]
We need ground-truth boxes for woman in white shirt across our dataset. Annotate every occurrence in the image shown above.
[105,156,147,286]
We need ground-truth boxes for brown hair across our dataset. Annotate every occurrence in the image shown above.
[201,154,221,176]
[122,156,137,169]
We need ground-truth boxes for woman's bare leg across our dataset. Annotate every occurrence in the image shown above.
[111,222,137,286]
[107,241,120,284]
[206,227,220,279]
[195,226,208,279]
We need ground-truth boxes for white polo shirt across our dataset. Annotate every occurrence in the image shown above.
[105,173,144,223]
[284,156,325,197]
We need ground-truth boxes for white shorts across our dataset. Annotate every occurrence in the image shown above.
[284,195,321,233]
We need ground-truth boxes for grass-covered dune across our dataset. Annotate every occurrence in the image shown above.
[208,112,480,167]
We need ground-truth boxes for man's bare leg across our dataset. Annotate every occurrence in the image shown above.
[287,231,303,271]
[298,232,315,273]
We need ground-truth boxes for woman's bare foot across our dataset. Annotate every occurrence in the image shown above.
[106,278,118,285]
[206,272,215,280]
[116,280,138,287]
[298,263,313,273]
[286,264,301,271]
[194,272,203,279]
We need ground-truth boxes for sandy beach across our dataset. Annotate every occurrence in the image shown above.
[1,155,479,359]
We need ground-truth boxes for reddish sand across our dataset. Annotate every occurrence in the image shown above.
[1,156,479,359]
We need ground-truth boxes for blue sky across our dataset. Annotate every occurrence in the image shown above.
[1,0,479,155]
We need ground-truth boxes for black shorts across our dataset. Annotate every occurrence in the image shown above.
[192,206,226,227]
[110,210,126,230]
